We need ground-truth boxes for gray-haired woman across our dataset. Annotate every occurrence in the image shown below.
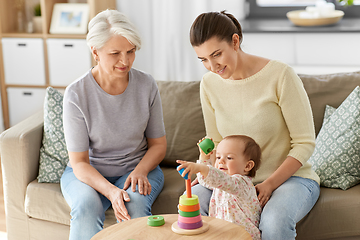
[60,9,166,239]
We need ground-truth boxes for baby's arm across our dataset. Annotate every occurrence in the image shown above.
[203,167,253,197]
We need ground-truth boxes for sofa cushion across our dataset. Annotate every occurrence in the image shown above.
[157,81,206,167]
[297,185,360,239]
[38,87,68,183]
[309,87,360,190]
[25,168,183,226]
[299,71,360,135]
[25,179,117,228]
[151,168,187,214]
[25,180,71,225]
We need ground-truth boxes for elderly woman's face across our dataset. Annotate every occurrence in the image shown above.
[95,35,136,79]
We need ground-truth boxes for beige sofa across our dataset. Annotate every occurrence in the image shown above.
[1,72,360,240]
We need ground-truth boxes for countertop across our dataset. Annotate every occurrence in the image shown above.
[241,18,360,33]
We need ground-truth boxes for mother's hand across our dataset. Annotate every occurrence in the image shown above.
[255,181,274,208]
[109,188,131,221]
[123,170,152,196]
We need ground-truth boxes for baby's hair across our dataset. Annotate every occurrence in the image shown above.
[223,135,261,178]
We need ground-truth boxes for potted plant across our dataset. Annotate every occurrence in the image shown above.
[338,0,354,6]
[32,3,42,33]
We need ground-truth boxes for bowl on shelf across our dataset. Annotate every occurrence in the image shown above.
[286,10,344,27]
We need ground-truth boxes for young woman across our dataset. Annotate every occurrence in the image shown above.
[60,10,166,240]
[189,11,320,240]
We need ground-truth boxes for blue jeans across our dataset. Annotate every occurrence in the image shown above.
[60,165,164,240]
[192,176,320,240]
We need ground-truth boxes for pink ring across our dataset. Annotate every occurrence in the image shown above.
[177,220,203,230]
[178,215,202,224]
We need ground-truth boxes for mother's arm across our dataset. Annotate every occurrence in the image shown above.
[69,151,131,221]
[256,66,316,207]
[123,135,167,195]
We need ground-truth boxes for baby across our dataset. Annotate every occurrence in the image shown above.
[177,135,262,240]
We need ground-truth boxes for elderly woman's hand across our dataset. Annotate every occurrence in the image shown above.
[109,188,131,221]
[123,169,152,196]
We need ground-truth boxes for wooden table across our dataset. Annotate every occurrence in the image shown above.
[91,214,252,240]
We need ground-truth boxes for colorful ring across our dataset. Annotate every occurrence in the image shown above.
[199,138,215,154]
[178,215,202,224]
[178,209,200,218]
[179,194,199,206]
[178,203,200,212]
[147,215,165,227]
[178,167,189,180]
[177,220,203,230]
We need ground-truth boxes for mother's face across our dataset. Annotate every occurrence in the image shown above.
[193,35,239,80]
[92,35,136,79]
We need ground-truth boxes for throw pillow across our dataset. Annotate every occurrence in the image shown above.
[37,87,69,183]
[308,86,360,190]
[157,81,206,167]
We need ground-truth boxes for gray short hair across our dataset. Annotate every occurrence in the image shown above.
[86,9,141,51]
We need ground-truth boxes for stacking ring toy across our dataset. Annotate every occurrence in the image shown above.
[147,215,165,227]
[178,168,189,180]
[178,210,200,218]
[179,203,200,212]
[177,220,203,230]
[177,215,202,224]
[179,194,198,206]
[199,138,215,154]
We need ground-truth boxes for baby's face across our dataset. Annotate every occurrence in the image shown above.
[215,139,250,176]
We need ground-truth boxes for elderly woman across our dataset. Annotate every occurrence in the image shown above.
[60,10,166,240]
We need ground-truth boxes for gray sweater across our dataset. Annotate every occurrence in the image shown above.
[63,68,165,177]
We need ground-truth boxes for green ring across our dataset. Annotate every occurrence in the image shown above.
[199,138,215,154]
[147,215,165,227]
[178,209,200,217]
[179,194,199,206]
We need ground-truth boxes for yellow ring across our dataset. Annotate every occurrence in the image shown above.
[179,194,199,206]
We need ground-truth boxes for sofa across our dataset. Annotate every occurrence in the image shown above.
[1,71,360,240]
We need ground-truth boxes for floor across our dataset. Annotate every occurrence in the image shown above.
[0,164,7,239]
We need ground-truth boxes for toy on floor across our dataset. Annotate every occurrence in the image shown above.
[171,138,214,235]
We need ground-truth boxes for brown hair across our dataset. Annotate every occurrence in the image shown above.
[223,135,261,178]
[190,11,243,47]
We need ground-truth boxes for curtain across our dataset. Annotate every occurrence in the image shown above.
[117,0,247,82]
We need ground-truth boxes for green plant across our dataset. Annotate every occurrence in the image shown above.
[34,3,41,16]
[338,0,354,6]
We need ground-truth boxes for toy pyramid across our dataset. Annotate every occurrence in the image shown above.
[171,169,210,235]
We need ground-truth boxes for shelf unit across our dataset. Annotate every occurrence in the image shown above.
[0,0,116,129]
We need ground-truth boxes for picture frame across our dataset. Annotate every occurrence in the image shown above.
[50,3,89,34]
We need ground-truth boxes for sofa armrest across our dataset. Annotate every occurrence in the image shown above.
[0,110,44,224]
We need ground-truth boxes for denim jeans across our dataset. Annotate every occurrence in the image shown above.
[60,165,164,240]
[191,176,320,240]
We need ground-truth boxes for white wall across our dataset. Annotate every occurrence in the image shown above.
[116,0,247,81]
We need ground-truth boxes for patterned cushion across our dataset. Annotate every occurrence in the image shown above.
[309,86,360,190]
[37,87,69,183]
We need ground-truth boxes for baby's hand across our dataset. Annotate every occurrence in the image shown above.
[176,160,208,179]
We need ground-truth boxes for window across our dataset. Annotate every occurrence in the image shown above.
[256,0,360,6]
[257,0,318,6]
[247,0,360,18]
